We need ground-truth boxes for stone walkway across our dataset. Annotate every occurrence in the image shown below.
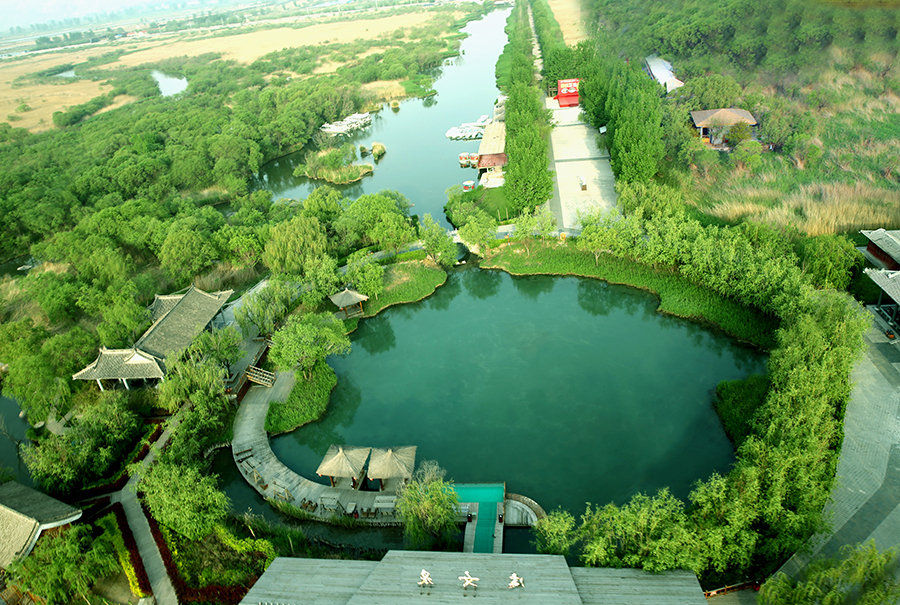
[111,422,179,605]
[545,99,617,229]
[779,321,900,577]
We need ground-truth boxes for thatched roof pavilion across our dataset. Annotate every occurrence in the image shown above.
[329,288,368,318]
[316,445,371,488]
[368,446,417,490]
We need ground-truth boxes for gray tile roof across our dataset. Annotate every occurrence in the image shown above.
[72,347,164,381]
[240,552,708,605]
[865,268,900,302]
[0,506,38,568]
[861,229,900,264]
[0,482,82,568]
[690,108,757,128]
[74,286,232,382]
[136,286,232,359]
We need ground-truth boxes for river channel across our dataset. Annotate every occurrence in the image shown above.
[250,8,513,229]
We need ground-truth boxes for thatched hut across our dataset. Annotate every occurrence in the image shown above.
[329,288,369,318]
[367,446,417,491]
[316,445,371,489]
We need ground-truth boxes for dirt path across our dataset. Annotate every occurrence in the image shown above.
[546,0,588,45]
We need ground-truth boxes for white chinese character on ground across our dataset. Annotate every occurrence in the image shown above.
[508,573,525,588]
[459,571,479,588]
[418,569,433,586]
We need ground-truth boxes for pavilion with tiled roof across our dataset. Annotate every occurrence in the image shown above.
[861,228,900,271]
[0,481,82,569]
[73,285,232,390]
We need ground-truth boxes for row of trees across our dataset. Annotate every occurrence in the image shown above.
[499,0,554,215]
[528,182,869,580]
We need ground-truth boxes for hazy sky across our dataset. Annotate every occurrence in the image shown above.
[5,0,208,31]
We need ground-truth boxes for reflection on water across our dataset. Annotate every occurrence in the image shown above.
[252,269,767,519]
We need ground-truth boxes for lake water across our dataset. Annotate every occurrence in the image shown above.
[250,8,512,229]
[0,393,33,486]
[216,269,765,524]
[151,70,189,97]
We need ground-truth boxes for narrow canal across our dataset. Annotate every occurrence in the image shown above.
[250,8,513,228]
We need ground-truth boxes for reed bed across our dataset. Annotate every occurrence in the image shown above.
[708,182,900,235]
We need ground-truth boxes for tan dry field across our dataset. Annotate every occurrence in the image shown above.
[0,48,121,132]
[0,10,445,133]
[546,0,588,46]
[113,12,441,67]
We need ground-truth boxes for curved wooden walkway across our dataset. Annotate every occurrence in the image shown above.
[231,371,403,522]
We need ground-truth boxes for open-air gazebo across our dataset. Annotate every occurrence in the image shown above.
[316,445,371,489]
[329,288,369,318]
[367,446,417,491]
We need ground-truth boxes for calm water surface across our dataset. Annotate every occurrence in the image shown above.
[251,9,512,229]
[151,70,189,97]
[257,269,765,516]
[0,394,32,485]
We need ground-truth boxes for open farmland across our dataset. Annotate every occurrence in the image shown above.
[0,9,452,133]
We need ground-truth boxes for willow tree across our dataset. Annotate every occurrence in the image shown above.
[396,460,460,549]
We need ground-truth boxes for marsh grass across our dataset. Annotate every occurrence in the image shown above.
[195,264,265,298]
[361,261,447,317]
[709,182,900,235]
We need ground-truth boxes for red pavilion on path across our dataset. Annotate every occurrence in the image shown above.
[555,78,580,107]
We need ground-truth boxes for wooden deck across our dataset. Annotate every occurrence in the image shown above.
[232,372,544,536]
[231,373,403,524]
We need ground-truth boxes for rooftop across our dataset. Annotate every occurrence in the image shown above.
[861,229,900,264]
[241,551,708,605]
[865,268,900,303]
[74,285,232,382]
[0,482,82,568]
[690,108,757,128]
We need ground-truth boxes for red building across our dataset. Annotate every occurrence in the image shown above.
[555,78,580,107]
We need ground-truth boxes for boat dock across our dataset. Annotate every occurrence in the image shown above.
[320,112,372,135]
[446,114,491,140]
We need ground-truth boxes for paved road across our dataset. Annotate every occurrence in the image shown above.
[544,99,617,229]
[779,321,900,578]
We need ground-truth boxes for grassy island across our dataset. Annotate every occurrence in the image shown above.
[293,143,374,184]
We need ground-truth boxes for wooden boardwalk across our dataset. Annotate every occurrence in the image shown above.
[231,372,405,523]
[231,372,543,537]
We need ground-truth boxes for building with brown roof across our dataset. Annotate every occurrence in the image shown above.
[73,285,232,390]
[0,481,82,569]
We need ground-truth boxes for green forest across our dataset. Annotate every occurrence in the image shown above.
[3,0,900,600]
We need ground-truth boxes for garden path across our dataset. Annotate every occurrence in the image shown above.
[111,421,179,605]
[779,320,900,578]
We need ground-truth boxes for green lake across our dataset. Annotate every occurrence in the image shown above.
[262,267,766,515]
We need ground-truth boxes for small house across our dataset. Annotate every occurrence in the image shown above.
[0,481,82,568]
[861,229,900,271]
[73,285,232,390]
[690,108,757,145]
